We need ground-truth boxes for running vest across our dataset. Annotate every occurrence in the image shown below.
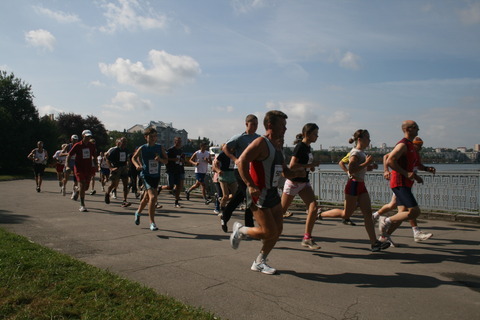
[34,149,47,164]
[249,136,284,191]
[390,138,420,189]
[140,143,163,178]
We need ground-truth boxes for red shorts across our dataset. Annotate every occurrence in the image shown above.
[74,168,92,183]
[344,179,368,196]
[56,163,65,173]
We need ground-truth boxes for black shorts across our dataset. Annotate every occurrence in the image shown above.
[33,163,46,177]
[392,187,418,208]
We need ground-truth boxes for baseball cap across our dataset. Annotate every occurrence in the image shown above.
[82,130,93,137]
[71,134,79,140]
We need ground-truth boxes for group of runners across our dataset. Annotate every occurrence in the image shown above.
[28,111,435,275]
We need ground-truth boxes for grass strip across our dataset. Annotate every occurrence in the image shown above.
[0,228,218,320]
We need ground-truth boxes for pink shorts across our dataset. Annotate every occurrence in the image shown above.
[283,179,311,196]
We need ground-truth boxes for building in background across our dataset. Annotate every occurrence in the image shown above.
[127,121,188,148]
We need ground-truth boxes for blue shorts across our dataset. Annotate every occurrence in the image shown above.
[392,187,418,208]
[195,173,206,183]
[167,172,185,187]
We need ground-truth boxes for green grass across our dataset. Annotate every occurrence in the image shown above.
[0,228,218,320]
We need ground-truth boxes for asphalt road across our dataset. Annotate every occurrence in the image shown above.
[1,178,479,320]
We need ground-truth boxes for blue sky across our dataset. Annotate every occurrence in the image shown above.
[1,0,479,150]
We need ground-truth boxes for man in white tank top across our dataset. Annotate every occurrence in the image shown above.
[27,141,48,192]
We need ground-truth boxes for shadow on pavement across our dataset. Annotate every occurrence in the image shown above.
[0,210,29,224]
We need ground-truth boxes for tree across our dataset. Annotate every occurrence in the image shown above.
[0,71,40,172]
[56,113,109,152]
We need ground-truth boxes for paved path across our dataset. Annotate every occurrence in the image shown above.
[1,178,479,320]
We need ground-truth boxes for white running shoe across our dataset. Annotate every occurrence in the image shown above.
[301,238,321,250]
[61,186,66,196]
[378,235,397,247]
[150,223,158,231]
[414,231,433,242]
[251,260,276,275]
[230,222,243,249]
[79,206,88,212]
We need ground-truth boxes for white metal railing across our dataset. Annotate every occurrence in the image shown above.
[311,170,480,214]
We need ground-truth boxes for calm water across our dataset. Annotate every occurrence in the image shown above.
[319,163,480,172]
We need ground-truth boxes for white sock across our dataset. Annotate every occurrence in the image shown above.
[239,226,249,236]
[385,217,392,228]
[372,211,379,219]
[412,226,420,235]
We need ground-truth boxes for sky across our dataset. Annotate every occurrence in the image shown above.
[1,0,479,150]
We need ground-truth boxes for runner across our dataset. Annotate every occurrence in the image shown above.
[104,137,131,207]
[221,114,260,232]
[61,135,79,198]
[281,123,322,250]
[379,122,437,243]
[88,138,97,195]
[131,127,167,231]
[185,143,212,205]
[27,141,48,192]
[65,130,97,212]
[53,144,67,191]
[97,151,110,192]
[230,110,303,275]
[320,129,390,252]
[162,137,186,208]
[212,146,238,214]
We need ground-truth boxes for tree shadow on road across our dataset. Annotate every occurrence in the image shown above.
[0,209,29,224]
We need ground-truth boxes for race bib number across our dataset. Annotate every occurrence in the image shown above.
[176,155,181,165]
[148,160,159,175]
[229,159,235,169]
[272,165,283,187]
[119,152,126,162]
[308,153,313,164]
[82,148,90,159]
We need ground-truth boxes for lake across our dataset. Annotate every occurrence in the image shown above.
[318,163,480,172]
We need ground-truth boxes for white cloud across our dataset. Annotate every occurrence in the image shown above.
[25,29,56,51]
[90,80,107,87]
[33,6,81,24]
[99,49,201,93]
[459,2,480,25]
[339,51,361,70]
[38,105,64,116]
[98,0,167,33]
[103,91,153,111]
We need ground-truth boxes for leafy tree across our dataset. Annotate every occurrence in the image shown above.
[0,71,40,172]
[56,113,109,151]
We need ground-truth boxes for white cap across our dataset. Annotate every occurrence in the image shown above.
[82,130,93,137]
[71,134,79,140]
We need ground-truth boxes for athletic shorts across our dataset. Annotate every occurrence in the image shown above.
[55,163,64,173]
[100,167,110,176]
[167,172,184,187]
[33,163,46,176]
[247,187,281,209]
[109,166,129,181]
[218,170,236,184]
[141,175,160,190]
[74,168,92,183]
[392,186,418,208]
[344,179,368,196]
[283,179,311,196]
[195,173,206,183]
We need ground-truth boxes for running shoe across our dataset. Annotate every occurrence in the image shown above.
[301,238,321,250]
[104,193,110,204]
[230,221,243,249]
[150,222,158,231]
[371,240,390,252]
[251,260,276,275]
[342,218,356,226]
[79,206,88,212]
[379,234,397,247]
[61,186,66,196]
[121,201,131,207]
[90,190,96,195]
[73,191,79,201]
[205,198,212,205]
[213,208,220,214]
[134,212,141,225]
[36,186,40,192]
[414,231,433,242]
[185,190,190,201]
[220,216,228,233]
[174,202,183,208]
[283,211,293,218]
[111,191,117,199]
